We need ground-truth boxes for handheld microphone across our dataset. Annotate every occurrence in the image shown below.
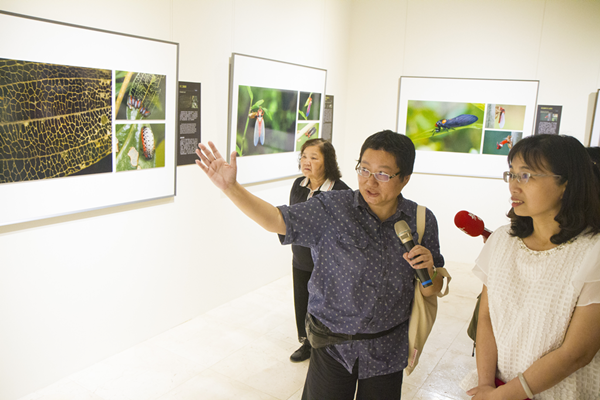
[454,210,492,239]
[394,220,432,288]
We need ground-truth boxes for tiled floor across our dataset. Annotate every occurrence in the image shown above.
[18,261,481,400]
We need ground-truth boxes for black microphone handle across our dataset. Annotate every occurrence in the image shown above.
[402,239,433,288]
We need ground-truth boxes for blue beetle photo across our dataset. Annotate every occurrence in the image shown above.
[433,114,478,135]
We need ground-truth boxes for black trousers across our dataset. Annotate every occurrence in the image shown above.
[301,346,403,400]
[293,267,312,342]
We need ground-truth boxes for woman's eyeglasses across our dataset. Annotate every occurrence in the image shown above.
[356,166,400,182]
[503,171,561,184]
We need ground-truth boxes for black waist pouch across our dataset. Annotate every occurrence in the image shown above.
[305,313,349,348]
[305,313,400,349]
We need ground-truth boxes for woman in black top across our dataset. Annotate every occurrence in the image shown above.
[289,139,350,362]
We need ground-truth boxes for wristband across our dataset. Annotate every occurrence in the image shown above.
[518,372,534,398]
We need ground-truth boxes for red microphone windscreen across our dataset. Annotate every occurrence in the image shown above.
[454,210,485,237]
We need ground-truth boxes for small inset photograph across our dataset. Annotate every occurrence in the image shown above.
[115,123,165,171]
[0,58,112,183]
[296,122,320,149]
[298,92,321,121]
[179,92,199,110]
[115,71,166,120]
[485,104,526,130]
[482,130,523,155]
[539,110,559,122]
[405,100,484,154]
[235,85,298,157]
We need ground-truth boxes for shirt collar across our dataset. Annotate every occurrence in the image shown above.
[300,177,335,199]
[300,177,335,191]
[353,191,414,222]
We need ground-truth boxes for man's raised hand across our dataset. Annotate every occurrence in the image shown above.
[195,141,238,192]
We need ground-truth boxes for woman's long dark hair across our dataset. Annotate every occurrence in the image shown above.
[298,138,342,181]
[507,134,600,244]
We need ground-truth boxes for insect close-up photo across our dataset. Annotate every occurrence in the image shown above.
[296,122,319,147]
[115,123,165,171]
[481,130,523,155]
[115,71,166,121]
[433,114,479,135]
[251,106,265,146]
[235,85,298,157]
[297,91,321,121]
[405,100,485,154]
[485,103,526,131]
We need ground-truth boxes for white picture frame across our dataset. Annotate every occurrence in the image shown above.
[228,53,327,185]
[0,11,179,227]
[397,76,539,178]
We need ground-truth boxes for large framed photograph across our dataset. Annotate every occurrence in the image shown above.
[228,54,327,184]
[589,89,600,147]
[397,77,539,178]
[0,11,178,226]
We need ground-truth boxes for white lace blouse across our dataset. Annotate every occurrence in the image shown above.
[461,225,600,399]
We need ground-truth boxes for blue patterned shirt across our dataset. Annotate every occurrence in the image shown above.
[277,189,444,378]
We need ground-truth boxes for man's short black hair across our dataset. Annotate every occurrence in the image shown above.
[356,130,415,178]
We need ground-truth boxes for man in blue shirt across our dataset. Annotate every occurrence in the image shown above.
[196,130,445,400]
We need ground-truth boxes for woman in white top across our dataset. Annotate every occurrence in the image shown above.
[463,134,600,399]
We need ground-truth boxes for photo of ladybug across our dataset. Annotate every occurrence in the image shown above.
[484,103,526,131]
[298,92,322,121]
[115,71,166,121]
[115,123,165,171]
[235,85,298,157]
[405,100,484,154]
[481,130,523,155]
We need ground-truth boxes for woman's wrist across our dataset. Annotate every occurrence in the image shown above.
[477,371,497,388]
[518,372,534,398]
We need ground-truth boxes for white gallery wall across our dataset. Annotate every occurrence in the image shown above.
[340,0,600,264]
[0,1,599,399]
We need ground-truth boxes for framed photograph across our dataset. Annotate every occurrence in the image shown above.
[228,54,327,184]
[0,11,178,226]
[397,76,539,178]
[589,89,600,147]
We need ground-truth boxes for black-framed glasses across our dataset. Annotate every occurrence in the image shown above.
[502,171,561,184]
[356,166,401,182]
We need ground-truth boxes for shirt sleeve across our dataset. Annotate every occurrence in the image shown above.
[472,226,506,285]
[277,195,332,248]
[574,236,600,306]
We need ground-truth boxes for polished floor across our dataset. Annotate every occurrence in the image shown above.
[19,261,481,400]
